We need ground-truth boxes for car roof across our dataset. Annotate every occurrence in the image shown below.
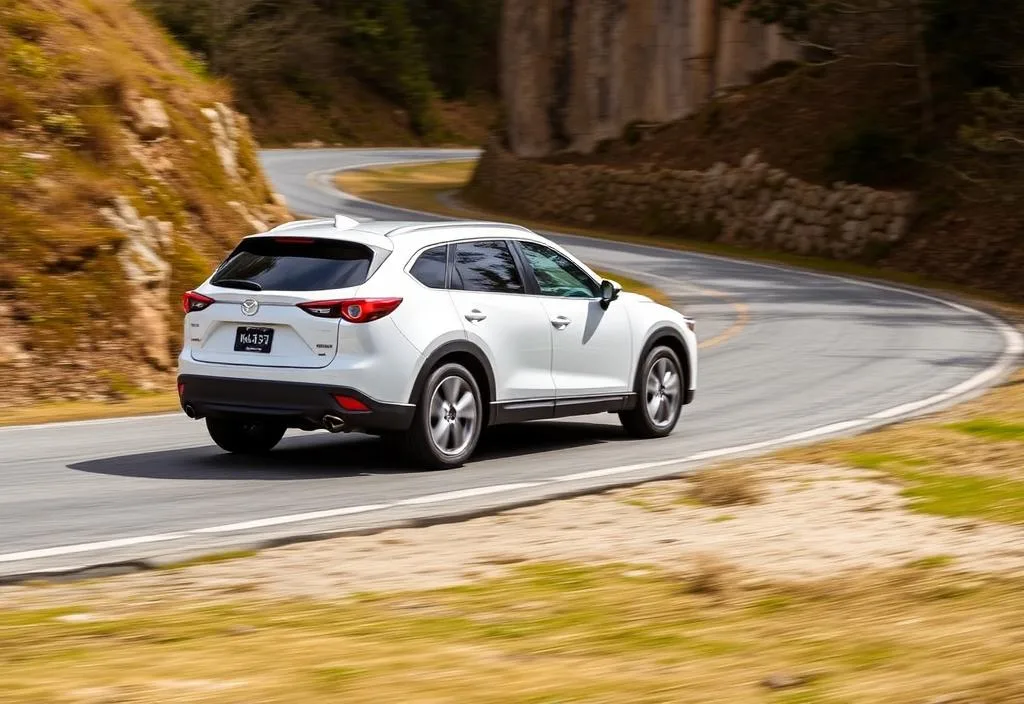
[248,216,547,252]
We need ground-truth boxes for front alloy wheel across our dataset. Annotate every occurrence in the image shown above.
[645,355,681,430]
[619,345,684,438]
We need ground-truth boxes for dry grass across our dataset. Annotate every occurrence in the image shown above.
[0,391,178,427]
[686,465,764,507]
[1,563,1022,703]
[776,369,1024,524]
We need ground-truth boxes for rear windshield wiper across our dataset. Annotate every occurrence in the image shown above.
[212,278,263,291]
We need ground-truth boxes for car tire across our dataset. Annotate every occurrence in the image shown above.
[619,345,684,439]
[405,362,483,470]
[206,416,286,454]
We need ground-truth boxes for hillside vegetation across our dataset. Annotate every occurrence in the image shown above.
[141,0,500,146]
[0,0,288,407]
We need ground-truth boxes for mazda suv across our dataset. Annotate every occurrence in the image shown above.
[177,216,698,468]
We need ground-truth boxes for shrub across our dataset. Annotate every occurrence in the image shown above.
[687,465,763,506]
[686,553,734,596]
[0,83,34,127]
[826,121,909,187]
[40,111,87,143]
[2,5,52,41]
[8,40,50,78]
[76,106,121,162]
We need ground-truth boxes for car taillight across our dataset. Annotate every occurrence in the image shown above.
[298,298,403,323]
[333,394,370,412]
[182,291,215,313]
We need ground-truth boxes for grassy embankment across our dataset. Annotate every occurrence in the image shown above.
[2,561,1022,702]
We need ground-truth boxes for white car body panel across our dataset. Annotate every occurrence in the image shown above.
[188,289,348,369]
[539,295,632,397]
[449,289,554,401]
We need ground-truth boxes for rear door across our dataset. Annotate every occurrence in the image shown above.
[189,236,376,369]
[447,239,553,401]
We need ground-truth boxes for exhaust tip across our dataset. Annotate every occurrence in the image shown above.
[323,414,346,433]
[183,404,198,419]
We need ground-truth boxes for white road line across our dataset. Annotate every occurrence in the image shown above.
[552,461,683,483]
[551,420,873,483]
[191,504,391,534]
[868,395,954,421]
[776,418,870,442]
[0,413,180,434]
[396,483,539,505]
[0,534,186,563]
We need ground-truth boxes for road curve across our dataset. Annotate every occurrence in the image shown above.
[0,148,1019,580]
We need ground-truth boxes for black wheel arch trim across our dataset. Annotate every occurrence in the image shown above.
[408,339,498,416]
[630,327,693,407]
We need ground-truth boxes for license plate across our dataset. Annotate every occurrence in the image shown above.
[234,326,274,353]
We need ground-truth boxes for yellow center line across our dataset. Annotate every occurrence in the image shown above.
[697,299,750,350]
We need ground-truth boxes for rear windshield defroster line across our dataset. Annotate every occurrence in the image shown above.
[211,237,374,292]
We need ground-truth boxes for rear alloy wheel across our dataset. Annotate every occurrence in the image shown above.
[619,345,684,439]
[406,363,483,469]
[206,416,286,454]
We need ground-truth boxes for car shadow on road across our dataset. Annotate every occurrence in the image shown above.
[68,420,625,480]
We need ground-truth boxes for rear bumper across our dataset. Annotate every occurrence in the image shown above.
[177,374,415,431]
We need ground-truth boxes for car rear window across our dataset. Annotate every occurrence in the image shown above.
[212,237,374,292]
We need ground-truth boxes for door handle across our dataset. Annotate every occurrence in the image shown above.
[551,316,571,329]
[465,309,487,323]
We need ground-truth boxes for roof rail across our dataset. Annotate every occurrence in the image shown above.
[387,220,533,237]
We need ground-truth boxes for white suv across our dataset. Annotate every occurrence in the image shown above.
[177,216,697,468]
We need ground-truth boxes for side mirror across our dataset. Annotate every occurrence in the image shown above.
[599,279,621,309]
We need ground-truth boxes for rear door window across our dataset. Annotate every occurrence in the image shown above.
[452,240,524,294]
[212,237,374,291]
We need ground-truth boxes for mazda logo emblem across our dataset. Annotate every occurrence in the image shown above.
[241,299,259,316]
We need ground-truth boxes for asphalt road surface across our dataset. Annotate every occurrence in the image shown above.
[0,148,1019,580]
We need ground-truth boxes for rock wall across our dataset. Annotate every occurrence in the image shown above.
[502,0,799,157]
[469,140,915,259]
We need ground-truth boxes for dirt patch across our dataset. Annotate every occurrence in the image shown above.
[2,461,1021,609]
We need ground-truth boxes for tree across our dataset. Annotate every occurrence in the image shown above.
[720,0,935,133]
[720,1,1024,108]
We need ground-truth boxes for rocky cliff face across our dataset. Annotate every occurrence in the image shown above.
[0,0,289,407]
[502,0,797,157]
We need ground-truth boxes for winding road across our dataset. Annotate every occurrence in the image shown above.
[0,148,1019,580]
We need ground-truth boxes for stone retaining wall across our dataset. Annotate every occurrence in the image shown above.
[469,140,915,259]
